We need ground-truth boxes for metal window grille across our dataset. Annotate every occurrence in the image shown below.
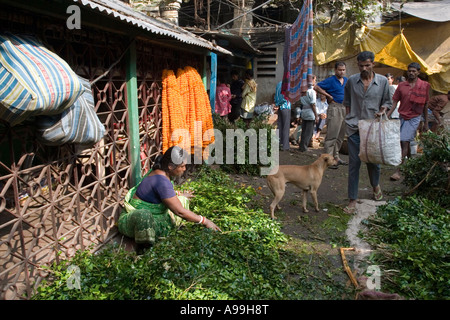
[0,10,203,299]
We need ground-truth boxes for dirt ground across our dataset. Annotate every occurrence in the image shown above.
[230,132,407,238]
[113,120,410,299]
[227,128,409,299]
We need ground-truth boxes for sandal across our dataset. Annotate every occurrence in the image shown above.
[373,188,383,201]
[343,206,357,215]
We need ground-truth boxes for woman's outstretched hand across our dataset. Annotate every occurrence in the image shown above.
[203,218,222,232]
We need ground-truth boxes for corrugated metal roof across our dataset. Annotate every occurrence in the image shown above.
[391,0,450,22]
[185,28,262,55]
[73,0,232,55]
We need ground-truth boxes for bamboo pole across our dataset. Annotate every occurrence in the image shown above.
[339,247,360,289]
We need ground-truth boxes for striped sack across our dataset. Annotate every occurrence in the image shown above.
[0,33,84,126]
[36,77,105,146]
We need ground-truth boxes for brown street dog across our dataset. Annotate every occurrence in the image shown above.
[266,153,337,219]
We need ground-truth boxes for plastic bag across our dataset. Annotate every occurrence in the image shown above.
[358,116,401,166]
[254,103,273,115]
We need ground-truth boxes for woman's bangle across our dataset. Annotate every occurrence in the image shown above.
[198,215,204,224]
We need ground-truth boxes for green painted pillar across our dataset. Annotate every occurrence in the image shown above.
[125,39,141,187]
[209,52,217,113]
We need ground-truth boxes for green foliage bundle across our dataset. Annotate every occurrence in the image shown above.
[32,166,297,300]
[364,196,450,299]
[401,130,449,208]
[212,114,275,176]
[284,0,383,26]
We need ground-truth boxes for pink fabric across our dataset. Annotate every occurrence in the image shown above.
[215,84,232,116]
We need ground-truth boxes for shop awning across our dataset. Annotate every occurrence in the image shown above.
[391,0,450,22]
[73,0,232,56]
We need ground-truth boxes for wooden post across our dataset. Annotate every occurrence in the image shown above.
[207,0,210,31]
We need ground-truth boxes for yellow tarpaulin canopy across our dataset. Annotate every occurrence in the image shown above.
[314,18,450,93]
[313,22,358,66]
[376,32,429,73]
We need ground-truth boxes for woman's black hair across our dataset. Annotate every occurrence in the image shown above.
[231,70,240,77]
[152,146,187,172]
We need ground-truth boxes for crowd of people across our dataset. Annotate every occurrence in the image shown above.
[214,69,258,128]
[274,51,445,214]
[118,50,448,249]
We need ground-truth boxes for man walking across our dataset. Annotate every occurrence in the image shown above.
[343,51,392,214]
[274,80,291,151]
[314,62,348,168]
[298,75,318,152]
[386,62,431,181]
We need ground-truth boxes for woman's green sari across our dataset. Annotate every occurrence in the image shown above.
[118,172,186,244]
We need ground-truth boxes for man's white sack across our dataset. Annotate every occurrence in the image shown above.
[358,117,402,166]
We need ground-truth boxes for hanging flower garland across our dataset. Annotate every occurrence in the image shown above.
[161,66,215,156]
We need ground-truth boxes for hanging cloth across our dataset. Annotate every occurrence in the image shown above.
[287,0,314,102]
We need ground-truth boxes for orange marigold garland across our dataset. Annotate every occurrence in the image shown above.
[162,69,187,153]
[200,81,215,148]
[161,66,215,157]
[177,68,189,124]
[162,69,170,153]
[185,67,197,154]
[186,66,215,149]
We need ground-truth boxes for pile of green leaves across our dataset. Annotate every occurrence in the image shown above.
[32,166,299,300]
[212,114,275,176]
[401,130,449,208]
[363,196,450,299]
